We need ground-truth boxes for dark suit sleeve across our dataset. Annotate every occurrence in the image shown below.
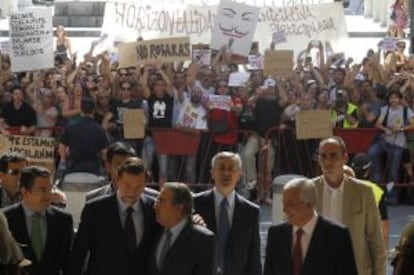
[247,206,262,275]
[66,204,95,275]
[264,227,275,275]
[336,228,358,275]
[195,233,217,275]
[62,213,74,274]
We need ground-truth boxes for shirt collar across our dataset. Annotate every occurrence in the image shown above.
[21,202,46,218]
[169,217,188,240]
[322,176,345,194]
[293,211,318,236]
[116,192,140,213]
[213,187,235,209]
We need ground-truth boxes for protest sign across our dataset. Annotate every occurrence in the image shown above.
[118,37,191,68]
[0,135,55,171]
[379,37,398,52]
[0,40,10,54]
[9,8,53,72]
[103,2,346,58]
[296,110,332,140]
[123,109,145,139]
[264,49,294,76]
[209,95,231,111]
[228,72,250,87]
[192,44,211,65]
[272,30,287,44]
[247,55,263,70]
[210,0,260,56]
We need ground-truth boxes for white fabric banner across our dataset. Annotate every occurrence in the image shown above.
[9,8,53,72]
[103,2,347,56]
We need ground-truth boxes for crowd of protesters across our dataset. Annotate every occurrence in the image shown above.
[1,26,414,203]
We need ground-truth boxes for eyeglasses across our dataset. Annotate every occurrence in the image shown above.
[6,169,21,176]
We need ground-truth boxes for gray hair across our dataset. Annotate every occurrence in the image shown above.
[283,178,317,206]
[162,182,193,216]
[211,151,242,171]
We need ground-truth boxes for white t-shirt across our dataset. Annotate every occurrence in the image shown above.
[175,99,207,130]
[380,105,414,148]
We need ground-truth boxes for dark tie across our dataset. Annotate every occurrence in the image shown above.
[31,213,43,261]
[125,207,136,252]
[218,198,230,272]
[158,229,172,268]
[292,228,304,275]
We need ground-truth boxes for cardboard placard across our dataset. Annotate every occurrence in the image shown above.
[123,109,145,139]
[228,72,250,87]
[296,110,332,140]
[247,55,263,70]
[118,37,191,68]
[379,37,398,52]
[264,49,294,76]
[209,95,231,111]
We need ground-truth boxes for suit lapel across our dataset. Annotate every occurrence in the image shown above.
[314,177,323,213]
[203,190,217,233]
[42,207,56,262]
[342,178,353,227]
[107,195,131,252]
[284,224,294,274]
[14,205,36,263]
[302,217,324,273]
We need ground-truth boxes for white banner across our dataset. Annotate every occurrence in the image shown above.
[102,2,347,56]
[9,8,53,72]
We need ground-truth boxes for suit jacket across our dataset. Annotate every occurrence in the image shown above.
[67,193,160,275]
[148,220,216,275]
[264,216,357,275]
[86,183,159,202]
[193,190,261,275]
[3,203,73,275]
[313,176,386,275]
[0,211,24,265]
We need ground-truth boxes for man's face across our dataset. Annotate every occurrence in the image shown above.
[211,157,241,194]
[120,84,132,100]
[154,188,183,228]
[117,172,146,206]
[0,161,27,197]
[283,188,312,227]
[21,177,52,212]
[12,89,24,105]
[318,140,348,182]
[105,154,133,188]
[388,94,402,107]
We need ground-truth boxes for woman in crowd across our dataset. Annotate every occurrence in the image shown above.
[55,25,73,61]
[389,0,408,39]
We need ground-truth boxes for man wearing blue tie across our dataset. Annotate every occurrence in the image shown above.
[194,151,261,275]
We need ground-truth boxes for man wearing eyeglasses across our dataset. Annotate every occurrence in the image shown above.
[3,166,73,275]
[0,152,27,208]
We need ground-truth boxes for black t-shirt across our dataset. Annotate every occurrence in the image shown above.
[1,102,36,127]
[254,98,284,137]
[111,99,143,126]
[147,95,174,128]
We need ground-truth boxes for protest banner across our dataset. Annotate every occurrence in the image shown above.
[210,0,260,56]
[192,44,211,65]
[118,37,191,68]
[103,2,346,57]
[123,109,145,139]
[264,49,293,76]
[296,110,332,140]
[0,135,55,171]
[379,37,398,52]
[228,72,250,87]
[247,55,263,70]
[9,8,53,72]
[209,95,231,111]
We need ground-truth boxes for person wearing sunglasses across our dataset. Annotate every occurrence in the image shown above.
[0,152,28,208]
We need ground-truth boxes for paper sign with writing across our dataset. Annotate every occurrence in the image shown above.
[9,8,53,72]
[228,72,250,87]
[0,40,10,54]
[296,110,332,140]
[123,109,145,139]
[380,37,398,52]
[209,95,231,111]
[192,44,211,65]
[264,49,294,76]
[247,55,263,70]
[272,30,287,44]
[210,0,260,56]
[118,37,191,68]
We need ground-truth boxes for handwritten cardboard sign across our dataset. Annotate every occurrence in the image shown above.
[9,8,54,72]
[264,49,294,76]
[0,135,55,171]
[118,37,191,68]
[379,37,398,52]
[228,72,250,87]
[296,110,332,140]
[209,95,231,111]
[123,109,145,139]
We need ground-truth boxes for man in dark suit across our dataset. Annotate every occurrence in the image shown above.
[149,182,216,275]
[264,177,357,275]
[194,151,261,275]
[3,166,73,275]
[67,157,160,275]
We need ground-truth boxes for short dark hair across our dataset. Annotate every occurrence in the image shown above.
[81,98,95,114]
[0,152,28,173]
[320,136,347,154]
[387,89,403,101]
[163,182,193,216]
[19,166,51,191]
[106,142,137,162]
[117,157,146,178]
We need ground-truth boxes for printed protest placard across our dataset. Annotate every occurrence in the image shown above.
[247,55,263,70]
[9,8,53,72]
[123,109,145,139]
[272,30,287,44]
[210,0,260,56]
[379,37,398,52]
[264,49,293,76]
[228,72,250,87]
[209,95,231,111]
[118,37,191,68]
[192,44,211,65]
[0,135,55,171]
[296,110,332,140]
[0,40,10,54]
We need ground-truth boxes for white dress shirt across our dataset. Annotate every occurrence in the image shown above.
[321,177,345,224]
[292,212,318,261]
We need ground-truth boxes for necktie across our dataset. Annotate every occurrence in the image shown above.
[292,228,304,275]
[31,213,43,261]
[158,229,172,268]
[125,207,136,252]
[218,198,230,272]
